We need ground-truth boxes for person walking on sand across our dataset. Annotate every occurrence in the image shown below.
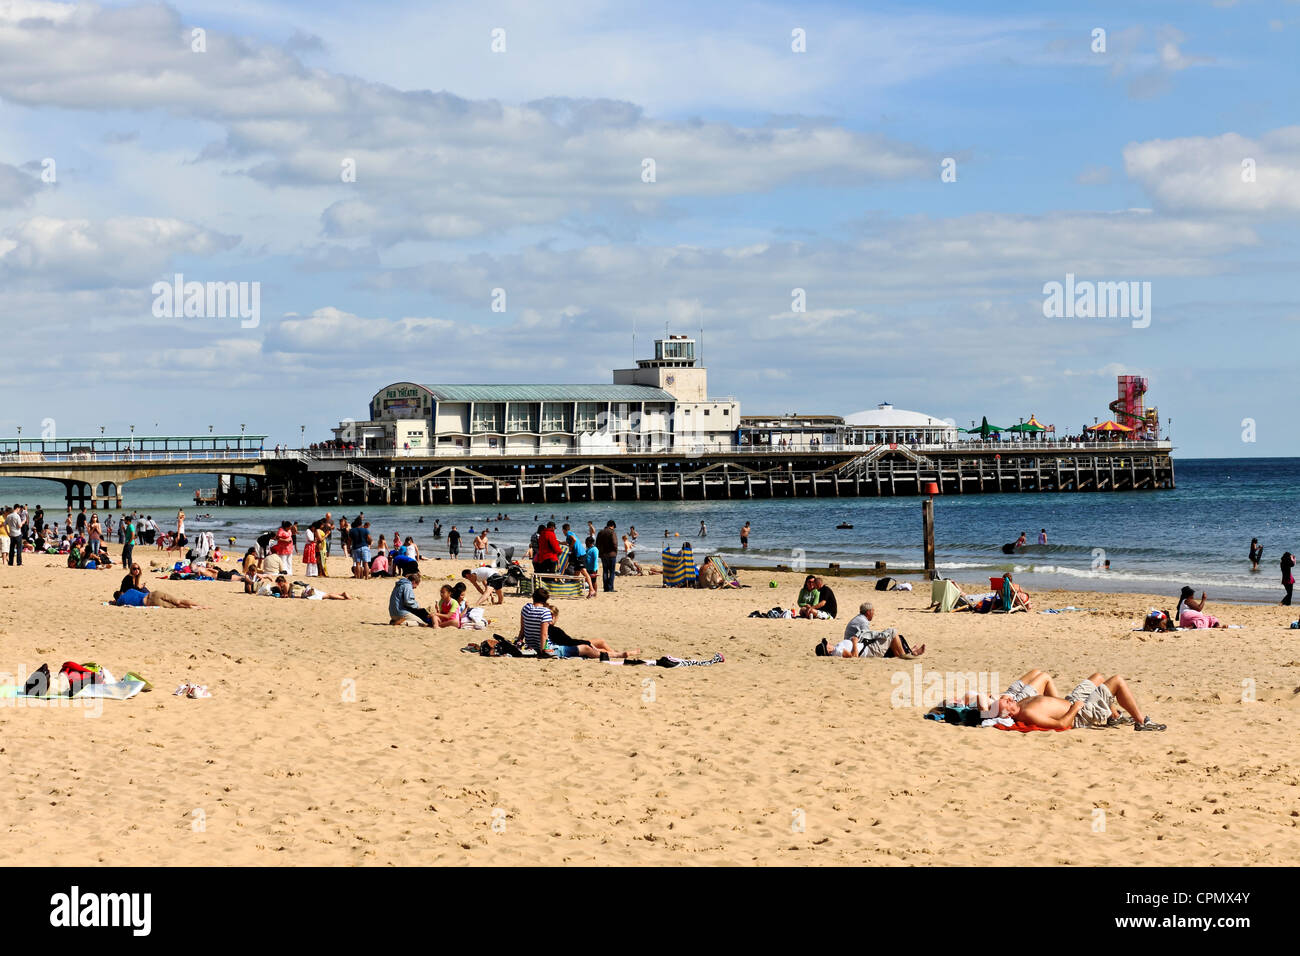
[740,521,750,551]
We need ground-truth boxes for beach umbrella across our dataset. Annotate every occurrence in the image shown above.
[1087,420,1133,434]
[968,416,1009,439]
[1007,418,1047,433]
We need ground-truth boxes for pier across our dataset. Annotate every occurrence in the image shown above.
[0,436,1174,508]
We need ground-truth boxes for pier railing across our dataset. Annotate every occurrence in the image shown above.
[0,449,266,464]
[298,439,1171,459]
[0,439,1171,467]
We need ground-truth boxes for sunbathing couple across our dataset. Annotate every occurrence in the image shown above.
[938,668,1167,731]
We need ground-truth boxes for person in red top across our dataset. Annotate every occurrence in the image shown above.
[272,521,295,576]
[534,521,562,573]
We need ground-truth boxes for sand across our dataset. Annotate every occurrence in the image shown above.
[0,550,1297,866]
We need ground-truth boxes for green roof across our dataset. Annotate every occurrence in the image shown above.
[421,384,675,403]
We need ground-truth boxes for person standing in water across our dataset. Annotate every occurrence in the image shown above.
[740,521,750,551]
[699,520,707,538]
[1038,528,1047,545]
[1249,538,1263,571]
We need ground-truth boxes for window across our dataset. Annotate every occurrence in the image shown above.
[704,409,710,416]
[471,403,503,433]
[723,409,730,416]
[575,402,605,431]
[506,402,538,433]
[541,402,572,433]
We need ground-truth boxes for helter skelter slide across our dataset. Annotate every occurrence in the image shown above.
[1109,375,1160,440]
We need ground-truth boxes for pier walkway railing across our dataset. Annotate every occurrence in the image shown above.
[296,439,1171,460]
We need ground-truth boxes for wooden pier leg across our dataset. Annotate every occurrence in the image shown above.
[746,474,752,498]
[470,478,476,504]
[679,473,686,500]
[447,468,454,504]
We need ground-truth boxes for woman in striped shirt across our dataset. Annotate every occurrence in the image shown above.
[518,588,633,659]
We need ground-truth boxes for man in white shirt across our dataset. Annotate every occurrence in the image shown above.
[5,507,24,565]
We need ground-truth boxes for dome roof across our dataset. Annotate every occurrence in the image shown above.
[844,403,953,429]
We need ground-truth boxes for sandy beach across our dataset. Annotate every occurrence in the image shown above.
[0,552,1297,866]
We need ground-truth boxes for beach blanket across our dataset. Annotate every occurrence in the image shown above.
[1,680,146,701]
[604,653,725,667]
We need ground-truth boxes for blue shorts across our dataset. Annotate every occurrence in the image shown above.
[550,643,582,659]
[355,546,371,564]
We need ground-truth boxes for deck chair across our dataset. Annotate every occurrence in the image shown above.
[662,545,697,587]
[929,578,963,613]
[705,554,740,588]
[528,545,586,598]
[999,576,1031,612]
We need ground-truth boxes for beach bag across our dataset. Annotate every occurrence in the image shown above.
[875,577,894,591]
[60,661,103,696]
[940,704,981,727]
[23,664,50,696]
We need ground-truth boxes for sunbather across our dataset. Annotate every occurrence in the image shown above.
[1175,587,1225,628]
[1002,673,1167,731]
[815,602,924,657]
[114,588,207,609]
[927,668,1061,718]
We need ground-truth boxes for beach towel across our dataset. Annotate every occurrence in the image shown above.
[993,721,1070,733]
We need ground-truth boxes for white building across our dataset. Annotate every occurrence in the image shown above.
[332,335,739,455]
[842,403,958,445]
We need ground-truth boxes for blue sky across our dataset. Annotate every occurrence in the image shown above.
[1,0,1297,456]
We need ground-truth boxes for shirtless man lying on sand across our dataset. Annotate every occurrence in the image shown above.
[1001,672,1167,731]
[929,668,1062,718]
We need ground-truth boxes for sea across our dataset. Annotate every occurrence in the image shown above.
[3,458,1296,604]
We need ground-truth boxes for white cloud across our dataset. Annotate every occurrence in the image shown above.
[0,215,237,288]
[1124,127,1300,213]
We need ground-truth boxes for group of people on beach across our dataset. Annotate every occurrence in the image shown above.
[2,504,198,569]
